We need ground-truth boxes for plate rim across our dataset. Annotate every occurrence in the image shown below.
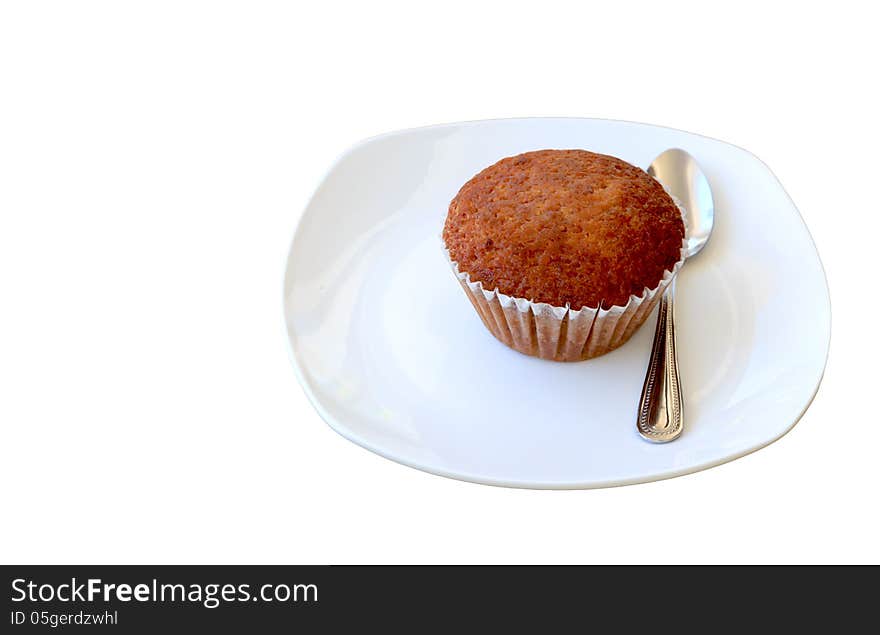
[282,116,832,489]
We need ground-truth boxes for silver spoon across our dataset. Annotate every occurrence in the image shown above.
[637,149,715,443]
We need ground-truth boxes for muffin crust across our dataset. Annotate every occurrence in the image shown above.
[443,149,685,309]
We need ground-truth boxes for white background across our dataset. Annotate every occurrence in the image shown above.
[1,1,876,564]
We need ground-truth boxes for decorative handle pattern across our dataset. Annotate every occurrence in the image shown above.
[637,290,683,443]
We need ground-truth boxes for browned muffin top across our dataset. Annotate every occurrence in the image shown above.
[443,149,685,309]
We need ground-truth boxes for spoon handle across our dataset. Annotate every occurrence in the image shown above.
[637,288,683,443]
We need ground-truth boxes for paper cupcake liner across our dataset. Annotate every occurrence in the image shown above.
[444,186,688,362]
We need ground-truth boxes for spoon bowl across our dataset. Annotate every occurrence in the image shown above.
[648,148,715,259]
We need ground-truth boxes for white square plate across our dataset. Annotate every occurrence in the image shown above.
[284,118,830,488]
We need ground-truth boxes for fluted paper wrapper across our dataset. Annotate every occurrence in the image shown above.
[444,191,688,362]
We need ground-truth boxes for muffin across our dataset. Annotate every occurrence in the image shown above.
[442,149,686,361]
